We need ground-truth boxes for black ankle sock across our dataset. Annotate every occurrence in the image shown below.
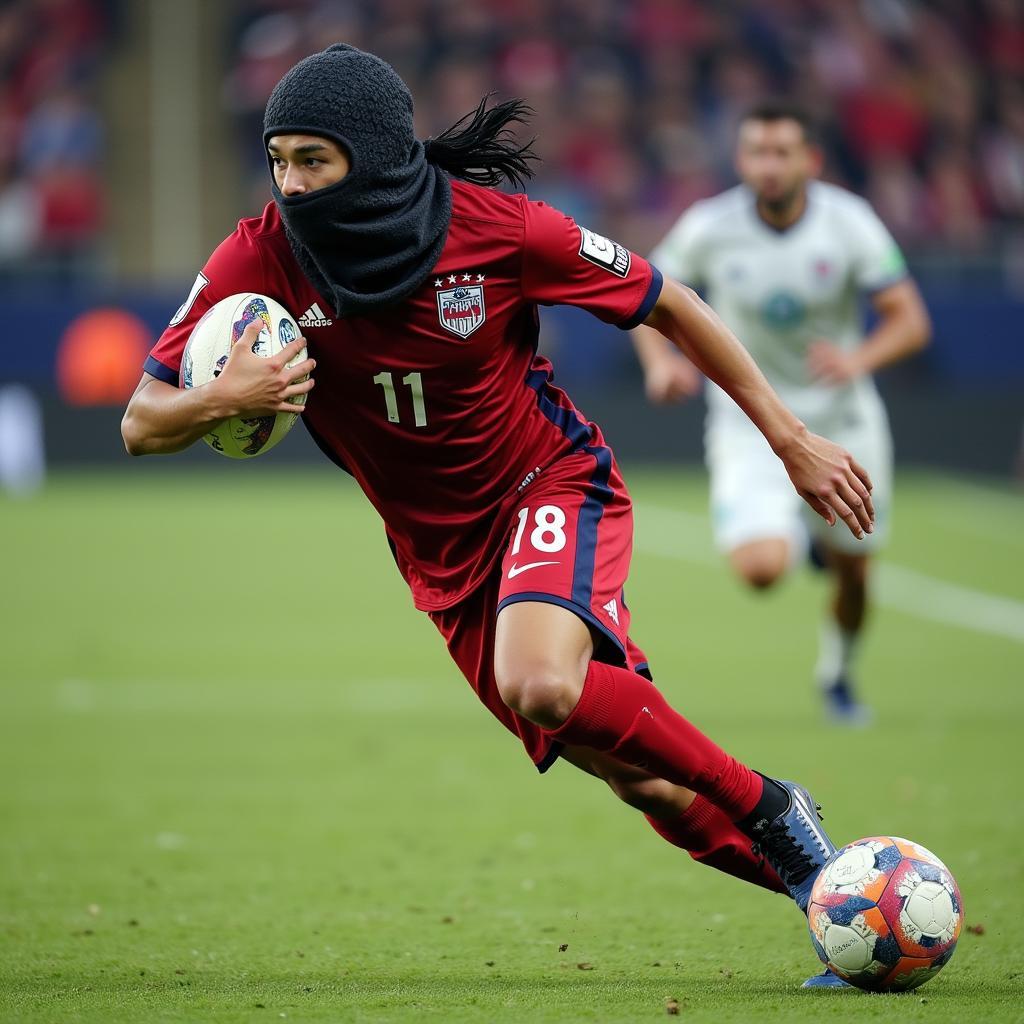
[735,772,790,838]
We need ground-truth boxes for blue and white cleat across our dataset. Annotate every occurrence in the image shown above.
[750,780,835,913]
[802,967,852,989]
[823,676,873,727]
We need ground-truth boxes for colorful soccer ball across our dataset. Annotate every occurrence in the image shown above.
[180,292,306,458]
[807,836,962,992]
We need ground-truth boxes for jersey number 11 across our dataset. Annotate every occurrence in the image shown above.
[372,371,428,428]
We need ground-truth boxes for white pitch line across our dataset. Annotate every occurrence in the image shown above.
[634,504,1024,645]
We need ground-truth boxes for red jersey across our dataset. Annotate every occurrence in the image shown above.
[146,179,662,611]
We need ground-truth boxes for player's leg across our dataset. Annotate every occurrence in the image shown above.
[807,394,892,724]
[558,744,787,895]
[814,545,871,722]
[729,537,792,590]
[708,405,805,591]
[494,597,828,907]
[492,449,834,910]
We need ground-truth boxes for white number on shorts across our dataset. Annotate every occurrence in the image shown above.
[511,504,568,555]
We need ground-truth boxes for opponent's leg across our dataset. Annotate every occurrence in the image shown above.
[494,600,832,909]
[815,546,872,725]
[559,745,786,895]
[729,536,792,591]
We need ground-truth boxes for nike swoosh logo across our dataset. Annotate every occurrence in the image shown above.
[507,560,560,578]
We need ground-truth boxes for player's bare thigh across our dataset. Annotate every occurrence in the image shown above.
[559,745,696,817]
[493,600,595,728]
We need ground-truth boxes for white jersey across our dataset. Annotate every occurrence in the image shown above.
[650,181,907,427]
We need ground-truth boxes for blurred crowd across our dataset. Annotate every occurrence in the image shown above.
[225,0,1024,268]
[0,0,112,280]
[2,0,1024,281]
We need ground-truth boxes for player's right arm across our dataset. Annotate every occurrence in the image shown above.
[121,324,312,456]
[121,223,315,456]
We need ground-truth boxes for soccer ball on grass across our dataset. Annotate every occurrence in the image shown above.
[807,835,962,992]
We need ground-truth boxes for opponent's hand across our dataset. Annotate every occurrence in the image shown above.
[643,350,702,404]
[807,339,863,385]
[213,321,315,417]
[778,429,875,539]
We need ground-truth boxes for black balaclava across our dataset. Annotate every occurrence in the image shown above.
[263,45,452,319]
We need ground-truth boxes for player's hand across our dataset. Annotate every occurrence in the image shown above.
[214,321,315,417]
[643,351,702,404]
[807,339,863,385]
[778,428,875,539]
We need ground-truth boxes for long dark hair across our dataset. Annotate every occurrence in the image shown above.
[424,95,539,190]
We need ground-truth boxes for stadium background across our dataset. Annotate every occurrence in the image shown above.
[2,3,1022,1022]
[0,0,1022,472]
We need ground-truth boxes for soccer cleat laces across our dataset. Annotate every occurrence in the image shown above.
[753,820,820,888]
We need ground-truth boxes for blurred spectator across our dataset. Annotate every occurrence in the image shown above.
[0,0,109,281]
[222,0,1024,269]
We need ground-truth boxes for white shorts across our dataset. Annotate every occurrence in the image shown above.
[705,392,892,558]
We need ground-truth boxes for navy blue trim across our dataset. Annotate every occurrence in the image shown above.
[536,743,563,773]
[571,445,614,607]
[496,591,627,664]
[524,367,592,450]
[144,355,178,386]
[618,265,663,330]
[634,661,652,681]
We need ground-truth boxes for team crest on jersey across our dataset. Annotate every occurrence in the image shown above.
[437,284,486,338]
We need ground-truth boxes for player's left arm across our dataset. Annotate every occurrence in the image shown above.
[807,278,932,385]
[643,277,875,540]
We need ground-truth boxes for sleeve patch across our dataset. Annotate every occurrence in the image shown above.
[169,271,209,327]
[578,227,631,278]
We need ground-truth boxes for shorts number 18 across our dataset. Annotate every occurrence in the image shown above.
[512,505,567,554]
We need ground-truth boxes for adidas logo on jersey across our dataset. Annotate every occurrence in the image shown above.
[297,302,333,327]
[602,598,619,625]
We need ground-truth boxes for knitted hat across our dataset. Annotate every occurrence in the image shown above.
[263,44,415,176]
[263,45,451,320]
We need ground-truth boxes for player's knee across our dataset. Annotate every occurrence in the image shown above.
[494,660,584,729]
[735,558,786,590]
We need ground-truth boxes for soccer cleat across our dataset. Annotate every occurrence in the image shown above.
[801,967,852,989]
[823,676,873,727]
[750,780,835,913]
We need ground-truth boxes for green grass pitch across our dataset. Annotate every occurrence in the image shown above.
[1,465,1021,1023]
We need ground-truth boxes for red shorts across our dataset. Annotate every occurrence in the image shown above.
[428,449,650,771]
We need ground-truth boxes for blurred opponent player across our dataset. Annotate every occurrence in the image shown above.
[632,100,931,724]
[122,49,876,986]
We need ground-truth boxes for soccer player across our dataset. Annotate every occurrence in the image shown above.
[122,48,875,987]
[632,100,931,724]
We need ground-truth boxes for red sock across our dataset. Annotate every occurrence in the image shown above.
[543,661,762,820]
[645,796,787,895]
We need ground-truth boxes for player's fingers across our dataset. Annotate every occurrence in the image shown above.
[282,335,308,360]
[846,466,874,520]
[837,479,873,533]
[801,491,835,527]
[286,357,316,381]
[239,319,265,347]
[228,320,263,358]
[849,456,873,494]
[283,378,314,398]
[826,489,865,540]
[277,400,306,414]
